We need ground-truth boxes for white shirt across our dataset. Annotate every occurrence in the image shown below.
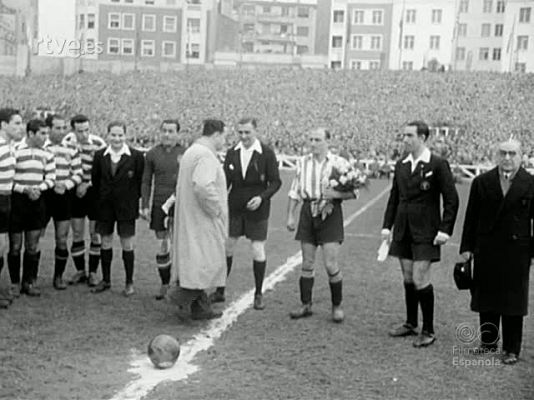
[235,139,262,179]
[104,144,131,163]
[402,147,431,173]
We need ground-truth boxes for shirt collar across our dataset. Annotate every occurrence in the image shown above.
[104,144,130,157]
[402,147,431,165]
[499,167,519,181]
[235,139,262,154]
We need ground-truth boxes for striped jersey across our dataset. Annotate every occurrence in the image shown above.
[0,137,15,195]
[62,132,106,183]
[13,141,56,193]
[288,152,351,201]
[44,142,83,190]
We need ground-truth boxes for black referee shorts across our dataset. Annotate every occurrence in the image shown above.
[229,213,268,241]
[389,225,440,263]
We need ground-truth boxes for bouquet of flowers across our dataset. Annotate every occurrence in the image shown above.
[318,162,370,220]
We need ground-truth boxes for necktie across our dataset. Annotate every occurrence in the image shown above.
[503,172,510,180]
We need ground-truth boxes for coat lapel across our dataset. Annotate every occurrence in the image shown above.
[245,150,260,180]
[103,152,112,178]
[234,148,243,180]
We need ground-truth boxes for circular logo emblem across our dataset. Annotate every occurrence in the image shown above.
[420,180,430,191]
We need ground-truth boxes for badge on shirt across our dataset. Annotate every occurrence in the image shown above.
[228,164,234,171]
[127,170,134,178]
[260,173,265,182]
[420,180,431,191]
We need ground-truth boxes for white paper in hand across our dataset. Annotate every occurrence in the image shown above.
[377,240,390,262]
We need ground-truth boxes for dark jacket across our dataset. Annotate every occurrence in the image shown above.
[224,141,281,221]
[460,167,534,316]
[382,153,459,242]
[92,146,145,222]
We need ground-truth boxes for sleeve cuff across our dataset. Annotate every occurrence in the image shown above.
[437,231,450,240]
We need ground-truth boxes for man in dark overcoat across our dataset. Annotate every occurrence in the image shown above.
[460,139,534,365]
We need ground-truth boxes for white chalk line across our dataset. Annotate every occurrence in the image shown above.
[110,186,391,400]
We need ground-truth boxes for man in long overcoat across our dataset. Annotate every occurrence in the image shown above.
[169,119,228,320]
[460,139,534,365]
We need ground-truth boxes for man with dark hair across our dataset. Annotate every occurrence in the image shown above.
[63,114,106,286]
[91,121,144,296]
[0,108,23,308]
[286,128,357,323]
[8,119,55,297]
[382,120,459,347]
[460,139,534,365]
[141,119,185,300]
[167,119,227,320]
[43,114,83,289]
[210,117,281,310]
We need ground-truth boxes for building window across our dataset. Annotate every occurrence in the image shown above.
[351,35,362,50]
[515,62,526,72]
[296,26,309,37]
[108,13,120,29]
[402,61,413,70]
[372,10,383,25]
[331,61,342,69]
[481,23,491,37]
[431,9,442,24]
[186,43,200,59]
[187,18,200,33]
[496,1,505,13]
[430,35,440,50]
[459,0,469,13]
[369,61,380,70]
[87,13,95,29]
[243,23,255,33]
[406,9,416,24]
[353,10,364,24]
[350,60,362,70]
[494,24,503,37]
[125,0,133,3]
[163,16,177,32]
[331,36,343,48]
[458,23,467,37]
[370,35,382,50]
[296,45,309,55]
[145,0,155,4]
[456,47,466,61]
[404,35,414,50]
[141,40,155,57]
[483,0,492,13]
[297,7,309,18]
[78,14,85,29]
[121,38,134,55]
[479,47,489,60]
[517,35,529,51]
[107,38,120,54]
[492,48,501,60]
[281,7,289,16]
[122,13,135,30]
[519,7,531,23]
[86,38,95,53]
[142,15,156,31]
[262,6,271,14]
[162,41,176,58]
[111,0,119,2]
[242,5,255,16]
[333,10,344,23]
[167,0,176,5]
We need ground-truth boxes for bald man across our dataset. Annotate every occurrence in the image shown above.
[460,139,534,365]
[287,128,358,323]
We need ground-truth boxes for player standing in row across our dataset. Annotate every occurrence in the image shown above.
[141,119,185,300]
[0,109,23,309]
[63,115,106,286]
[211,118,281,310]
[8,119,55,297]
[43,114,83,290]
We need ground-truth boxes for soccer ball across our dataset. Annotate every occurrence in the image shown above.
[147,334,180,369]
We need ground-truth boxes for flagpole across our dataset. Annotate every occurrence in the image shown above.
[398,0,406,70]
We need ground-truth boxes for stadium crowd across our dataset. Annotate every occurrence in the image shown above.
[1,69,533,167]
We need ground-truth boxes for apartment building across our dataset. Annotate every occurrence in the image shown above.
[501,0,534,72]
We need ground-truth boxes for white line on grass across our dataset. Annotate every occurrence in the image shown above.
[110,186,391,400]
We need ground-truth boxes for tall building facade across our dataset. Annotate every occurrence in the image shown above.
[328,0,394,70]
[74,0,216,63]
[501,0,534,72]
[389,0,456,71]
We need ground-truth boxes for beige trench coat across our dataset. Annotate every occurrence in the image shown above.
[171,138,228,290]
